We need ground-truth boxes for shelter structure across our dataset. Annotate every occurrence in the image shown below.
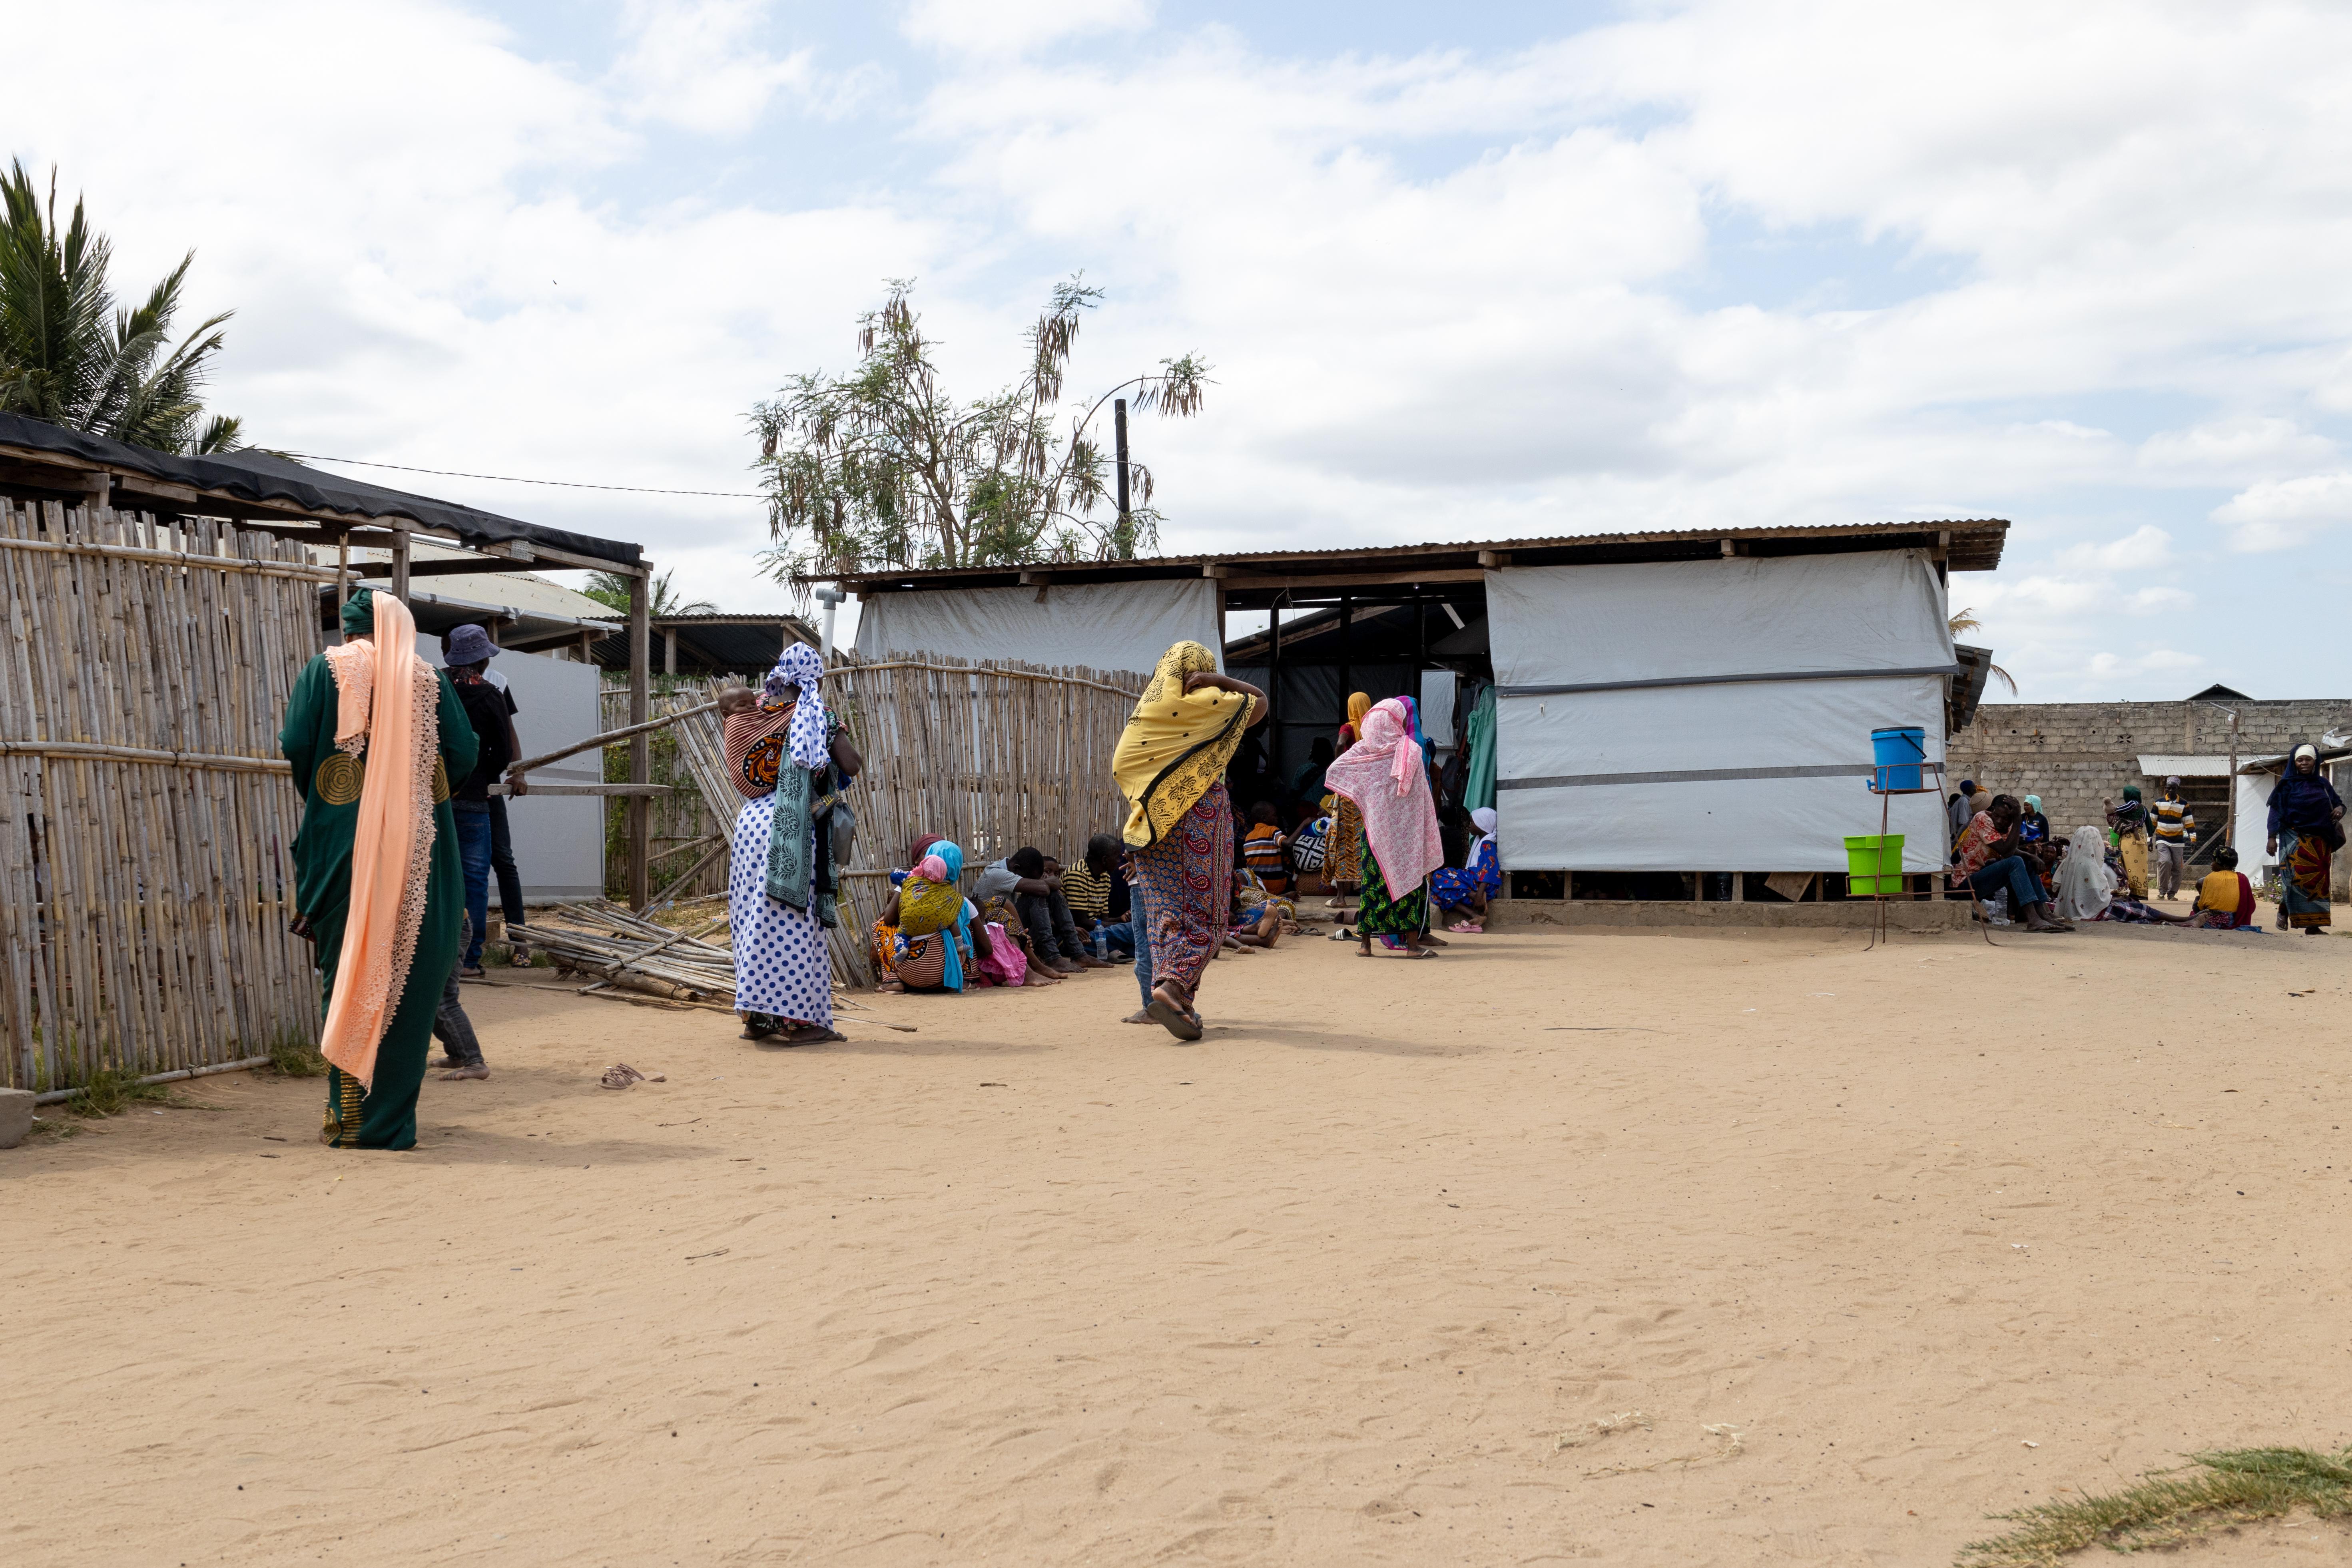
[0,414,660,1094]
[811,520,2007,917]
[589,611,817,677]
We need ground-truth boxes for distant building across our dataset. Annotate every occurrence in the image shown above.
[1947,688,2352,869]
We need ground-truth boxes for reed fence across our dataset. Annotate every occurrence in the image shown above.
[605,650,1146,987]
[0,498,330,1092]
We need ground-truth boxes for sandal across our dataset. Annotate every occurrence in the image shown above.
[599,1064,646,1090]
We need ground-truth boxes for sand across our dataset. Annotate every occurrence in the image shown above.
[5,916,2350,1566]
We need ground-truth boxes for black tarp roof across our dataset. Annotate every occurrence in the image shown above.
[0,412,642,567]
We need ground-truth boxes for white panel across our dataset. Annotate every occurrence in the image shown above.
[1486,551,1954,873]
[419,637,604,900]
[1487,549,1951,685]
[855,578,1222,677]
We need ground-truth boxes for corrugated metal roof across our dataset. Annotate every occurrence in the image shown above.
[810,518,2009,593]
[2135,755,2237,777]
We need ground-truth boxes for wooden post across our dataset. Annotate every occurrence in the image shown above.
[334,534,349,637]
[1114,397,1130,534]
[1267,600,1282,770]
[389,522,411,604]
[663,627,678,676]
[579,630,596,664]
[628,570,651,909]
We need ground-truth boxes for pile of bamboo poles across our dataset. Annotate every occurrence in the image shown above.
[597,652,1147,990]
[523,899,737,1004]
[0,498,330,1093]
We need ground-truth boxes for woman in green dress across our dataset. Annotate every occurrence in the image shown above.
[280,587,475,1150]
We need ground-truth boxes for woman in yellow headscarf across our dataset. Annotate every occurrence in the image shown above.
[1112,641,1267,1039]
[1323,691,1371,899]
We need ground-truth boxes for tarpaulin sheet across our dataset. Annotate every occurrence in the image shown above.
[1487,550,1954,873]
[854,578,1222,679]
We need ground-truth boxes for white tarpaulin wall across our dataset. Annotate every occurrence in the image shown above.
[855,578,1222,677]
[1488,550,1955,873]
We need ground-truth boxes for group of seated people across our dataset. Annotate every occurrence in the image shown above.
[1240,796,1501,934]
[869,829,1312,998]
[1948,791,2259,932]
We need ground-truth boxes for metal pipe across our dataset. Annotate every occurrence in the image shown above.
[35,1054,273,1106]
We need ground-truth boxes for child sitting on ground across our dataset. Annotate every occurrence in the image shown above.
[1240,800,1291,896]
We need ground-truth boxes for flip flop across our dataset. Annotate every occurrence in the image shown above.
[1146,994,1203,1042]
[599,1064,646,1090]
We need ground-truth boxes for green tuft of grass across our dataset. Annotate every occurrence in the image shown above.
[68,1068,176,1118]
[26,1115,82,1140]
[264,1037,330,1078]
[1958,1446,2352,1566]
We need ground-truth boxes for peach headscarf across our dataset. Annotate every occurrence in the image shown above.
[317,591,441,1088]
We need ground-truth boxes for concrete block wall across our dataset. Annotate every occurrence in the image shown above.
[1948,699,2352,839]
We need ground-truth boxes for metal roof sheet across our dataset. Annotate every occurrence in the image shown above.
[810,518,2009,593]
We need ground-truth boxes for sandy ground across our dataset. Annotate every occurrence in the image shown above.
[6,909,2351,1567]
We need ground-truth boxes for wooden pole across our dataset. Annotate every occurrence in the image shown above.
[628,569,651,909]
[663,627,678,676]
[334,534,349,636]
[1114,396,1130,537]
[389,522,410,604]
[503,701,717,780]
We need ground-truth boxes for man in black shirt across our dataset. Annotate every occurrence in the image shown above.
[443,623,524,980]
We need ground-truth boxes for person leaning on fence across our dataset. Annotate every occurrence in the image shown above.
[443,622,532,966]
[1948,793,2075,933]
[442,623,525,980]
[281,587,478,1150]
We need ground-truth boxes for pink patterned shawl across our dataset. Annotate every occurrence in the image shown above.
[1321,697,1443,892]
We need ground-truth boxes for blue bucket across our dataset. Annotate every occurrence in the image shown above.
[1869,725,1926,792]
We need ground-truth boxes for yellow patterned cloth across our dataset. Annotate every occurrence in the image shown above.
[1114,641,1259,849]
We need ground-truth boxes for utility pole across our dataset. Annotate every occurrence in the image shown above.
[1114,397,1130,547]
[813,584,847,656]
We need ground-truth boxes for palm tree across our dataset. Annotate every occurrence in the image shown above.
[582,569,718,618]
[0,160,244,454]
[1948,608,2017,694]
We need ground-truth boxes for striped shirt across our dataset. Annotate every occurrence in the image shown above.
[1061,862,1112,920]
[2152,798,2195,843]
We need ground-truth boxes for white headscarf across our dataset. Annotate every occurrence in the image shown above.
[1469,806,1498,865]
[761,642,831,771]
[2053,825,2117,921]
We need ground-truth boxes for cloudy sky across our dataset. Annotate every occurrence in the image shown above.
[15,0,2352,699]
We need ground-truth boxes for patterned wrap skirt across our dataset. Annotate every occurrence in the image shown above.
[1354,829,1429,937]
[1134,779,1233,993]
[1327,795,1363,885]
[2280,827,2332,930]
[729,793,833,1027]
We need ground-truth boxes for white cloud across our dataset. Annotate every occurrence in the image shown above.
[2212,472,2352,552]
[11,0,2352,685]
[612,0,824,134]
[2139,416,2336,474]
[901,0,1152,57]
[2055,525,2174,572]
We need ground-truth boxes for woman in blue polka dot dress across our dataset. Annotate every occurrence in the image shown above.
[718,645,862,1046]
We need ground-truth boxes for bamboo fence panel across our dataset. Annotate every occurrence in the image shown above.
[0,498,328,1092]
[596,651,1146,988]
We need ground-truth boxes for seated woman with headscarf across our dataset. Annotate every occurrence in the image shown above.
[1113,641,1269,1040]
[2191,846,2260,930]
[1325,696,1446,958]
[875,840,992,992]
[2052,825,2118,922]
[2268,743,2346,934]
[1430,806,1500,933]
[719,644,862,1046]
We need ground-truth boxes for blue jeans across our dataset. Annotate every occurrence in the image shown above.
[1090,920,1136,960]
[487,796,525,928]
[1128,880,1154,1010]
[454,803,493,968]
[1967,854,2047,915]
